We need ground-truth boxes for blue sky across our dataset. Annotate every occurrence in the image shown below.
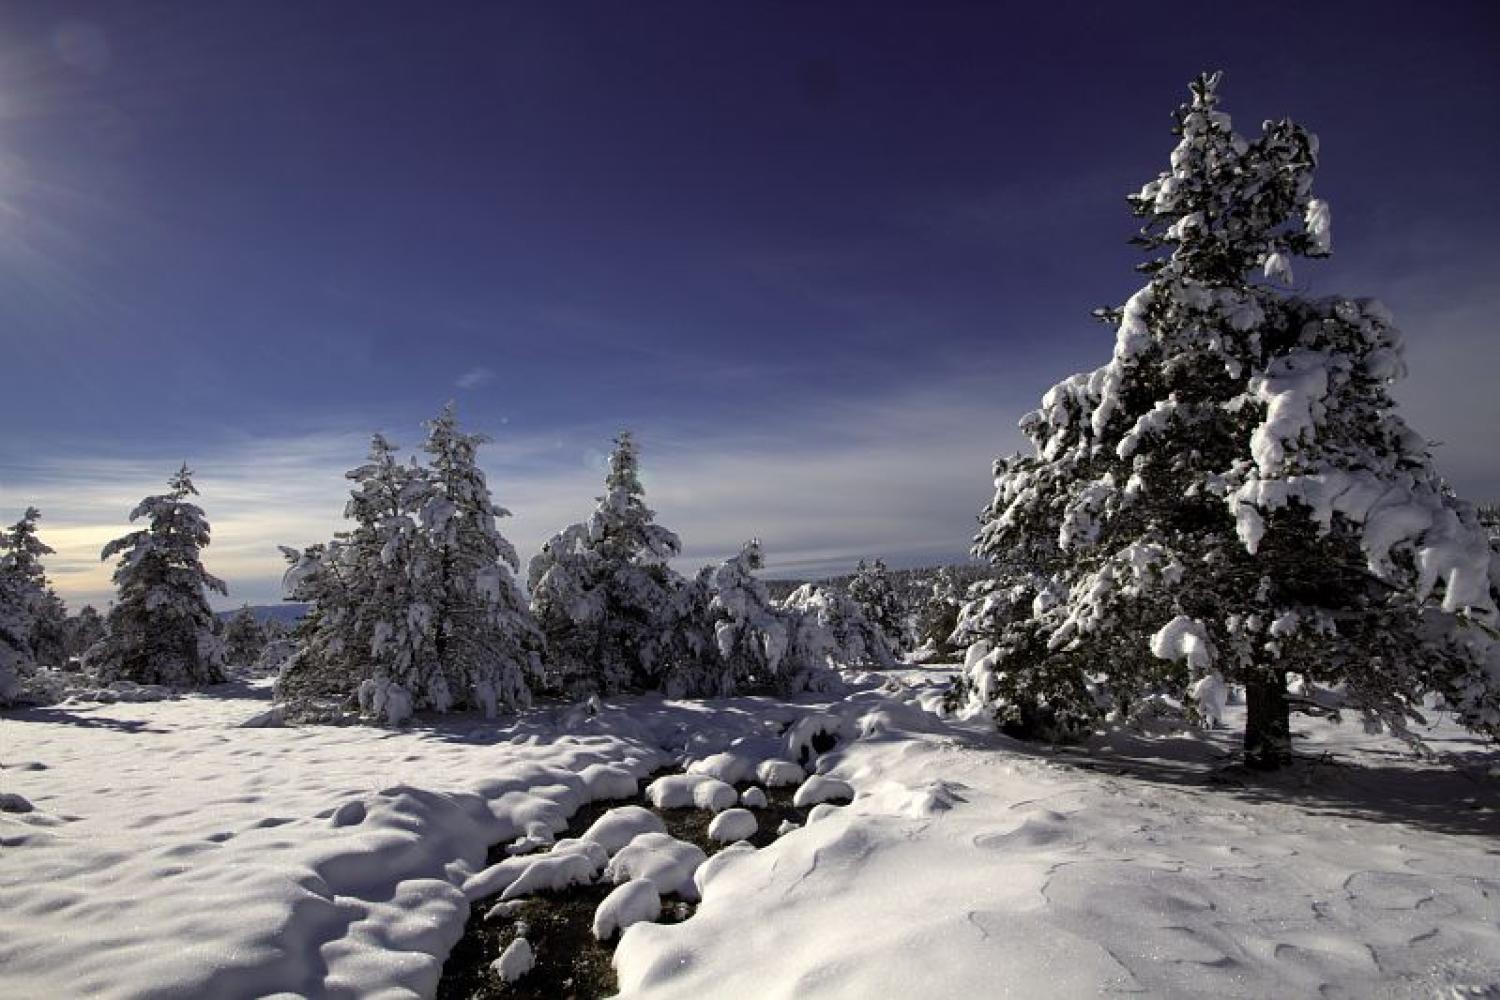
[1,2,1496,609]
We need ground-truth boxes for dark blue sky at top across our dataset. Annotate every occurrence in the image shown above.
[1,1,1497,603]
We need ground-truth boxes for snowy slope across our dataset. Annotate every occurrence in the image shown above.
[615,676,1500,999]
[3,674,1498,999]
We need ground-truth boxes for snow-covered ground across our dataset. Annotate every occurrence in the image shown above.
[3,672,1498,998]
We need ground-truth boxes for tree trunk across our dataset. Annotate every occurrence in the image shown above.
[1243,670,1291,770]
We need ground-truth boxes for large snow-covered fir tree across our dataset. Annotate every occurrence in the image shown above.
[847,558,908,653]
[90,467,228,687]
[958,73,1498,767]
[529,432,683,695]
[420,404,543,715]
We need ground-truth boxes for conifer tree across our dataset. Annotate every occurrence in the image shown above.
[529,432,683,695]
[420,404,543,715]
[847,558,907,653]
[1,508,54,703]
[90,467,228,687]
[223,606,267,667]
[280,434,437,723]
[916,567,964,659]
[63,605,106,662]
[960,74,1498,767]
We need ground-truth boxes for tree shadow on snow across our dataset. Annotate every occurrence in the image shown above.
[1,706,168,735]
[1039,723,1500,840]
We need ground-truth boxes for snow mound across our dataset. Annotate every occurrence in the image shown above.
[492,937,533,983]
[580,763,639,802]
[581,806,668,856]
[755,758,805,787]
[592,879,661,941]
[806,802,844,824]
[784,713,842,764]
[693,841,757,898]
[607,832,707,900]
[706,808,757,843]
[645,773,736,813]
[739,786,768,808]
[685,751,755,784]
[793,774,854,808]
[501,849,599,901]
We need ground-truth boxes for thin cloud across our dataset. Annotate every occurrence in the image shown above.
[455,366,496,390]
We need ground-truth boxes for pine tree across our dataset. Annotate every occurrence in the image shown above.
[90,467,228,687]
[420,404,543,715]
[279,434,437,723]
[781,583,897,668]
[223,606,267,667]
[916,567,964,659]
[529,432,683,695]
[961,73,1498,766]
[847,558,907,653]
[63,605,106,662]
[1,508,54,703]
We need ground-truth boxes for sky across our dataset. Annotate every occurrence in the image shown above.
[0,1,1496,610]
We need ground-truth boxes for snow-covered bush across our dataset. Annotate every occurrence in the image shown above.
[88,468,228,688]
[958,73,1500,766]
[529,432,684,696]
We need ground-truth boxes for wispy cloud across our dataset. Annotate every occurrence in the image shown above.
[455,366,496,390]
[0,373,1034,610]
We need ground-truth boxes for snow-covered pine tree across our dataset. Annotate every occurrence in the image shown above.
[915,566,964,660]
[63,605,105,662]
[962,73,1498,767]
[1,508,54,704]
[529,432,683,695]
[847,558,908,653]
[222,606,267,668]
[700,540,841,696]
[90,467,228,687]
[280,434,440,724]
[781,583,897,668]
[420,404,542,715]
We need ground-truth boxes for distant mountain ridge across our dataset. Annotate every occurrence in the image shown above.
[215,604,309,625]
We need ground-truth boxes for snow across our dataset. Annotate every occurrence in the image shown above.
[754,758,805,787]
[706,807,757,843]
[614,678,1500,1000]
[606,832,708,901]
[0,681,664,998]
[792,774,855,808]
[644,773,737,812]
[3,671,1497,999]
[1149,614,1214,671]
[738,786,768,808]
[580,805,668,856]
[592,879,661,941]
[491,936,533,983]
